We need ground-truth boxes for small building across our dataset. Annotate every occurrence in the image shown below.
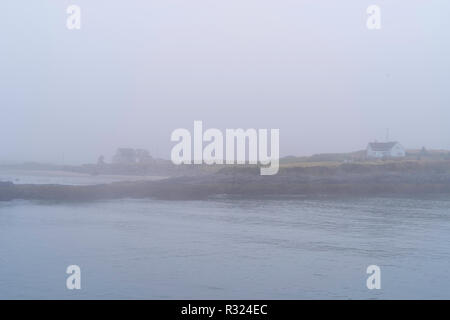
[366,142,405,159]
[112,148,153,164]
[112,148,137,164]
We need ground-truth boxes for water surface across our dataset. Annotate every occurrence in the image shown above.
[0,197,449,299]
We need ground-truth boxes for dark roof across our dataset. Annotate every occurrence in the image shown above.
[368,142,398,151]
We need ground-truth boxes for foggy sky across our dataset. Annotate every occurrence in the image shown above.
[1,0,449,164]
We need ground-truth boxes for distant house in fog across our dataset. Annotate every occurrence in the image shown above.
[113,148,136,164]
[135,149,153,163]
[366,142,405,159]
[112,148,153,164]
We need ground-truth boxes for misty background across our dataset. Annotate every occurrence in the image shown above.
[1,0,449,164]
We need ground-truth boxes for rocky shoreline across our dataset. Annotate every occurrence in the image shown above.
[1,161,450,201]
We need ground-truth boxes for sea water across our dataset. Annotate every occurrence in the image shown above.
[0,196,449,299]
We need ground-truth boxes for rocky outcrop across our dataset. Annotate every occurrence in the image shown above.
[1,161,450,201]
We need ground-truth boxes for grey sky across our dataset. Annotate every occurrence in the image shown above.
[1,0,449,164]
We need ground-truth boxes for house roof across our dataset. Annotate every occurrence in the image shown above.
[368,142,398,151]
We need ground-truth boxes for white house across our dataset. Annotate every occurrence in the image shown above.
[366,142,405,159]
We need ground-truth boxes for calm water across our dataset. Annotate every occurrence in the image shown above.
[0,196,449,299]
[0,168,165,185]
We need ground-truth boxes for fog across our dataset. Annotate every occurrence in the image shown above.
[1,0,449,164]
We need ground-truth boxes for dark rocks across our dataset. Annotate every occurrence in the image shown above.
[1,161,450,201]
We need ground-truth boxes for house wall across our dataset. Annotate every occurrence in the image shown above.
[367,149,385,158]
[366,143,405,158]
[390,144,406,157]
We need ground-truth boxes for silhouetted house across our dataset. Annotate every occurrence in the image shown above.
[112,148,153,164]
[135,149,153,164]
[113,148,137,164]
[366,142,405,159]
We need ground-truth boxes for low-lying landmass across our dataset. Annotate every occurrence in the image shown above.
[1,160,450,201]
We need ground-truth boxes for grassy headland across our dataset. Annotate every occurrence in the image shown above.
[1,159,450,201]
